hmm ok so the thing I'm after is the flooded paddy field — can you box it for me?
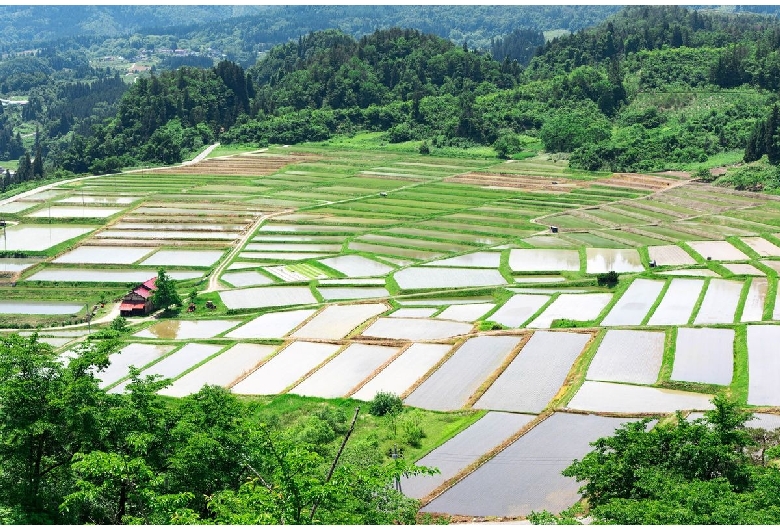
[672,328,734,385]
[0,300,85,314]
[16,147,780,519]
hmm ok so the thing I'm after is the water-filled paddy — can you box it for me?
[25,268,202,283]
[686,240,749,261]
[58,196,140,205]
[585,248,644,273]
[316,287,389,301]
[98,230,237,240]
[0,258,40,272]
[133,319,242,340]
[26,206,124,218]
[225,309,316,339]
[245,243,342,252]
[291,343,400,398]
[140,249,224,267]
[693,279,743,324]
[401,411,535,500]
[290,303,387,340]
[220,286,317,310]
[568,381,714,413]
[528,293,613,328]
[362,317,472,340]
[318,255,394,277]
[476,331,590,413]
[113,222,244,231]
[405,335,523,411]
[490,294,551,328]
[586,330,664,384]
[741,236,780,257]
[742,278,767,322]
[232,341,342,395]
[672,328,734,385]
[601,279,664,326]
[0,202,35,213]
[0,300,85,314]
[435,303,495,322]
[0,225,93,251]
[239,251,332,261]
[722,263,765,276]
[747,325,780,406]
[348,242,442,260]
[110,343,223,394]
[393,267,506,290]
[159,343,278,397]
[53,246,156,264]
[508,249,580,272]
[425,252,502,268]
[647,278,703,325]
[220,270,275,288]
[97,343,174,388]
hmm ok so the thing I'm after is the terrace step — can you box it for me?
[622,226,678,243]
[599,204,664,224]
[591,229,649,247]
[662,223,721,239]
[629,199,690,219]
[568,209,618,228]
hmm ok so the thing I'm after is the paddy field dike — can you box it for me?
[6,144,780,520]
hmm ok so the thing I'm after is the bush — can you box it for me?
[369,391,403,417]
[401,412,426,448]
[596,271,619,287]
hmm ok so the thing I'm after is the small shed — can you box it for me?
[119,277,157,317]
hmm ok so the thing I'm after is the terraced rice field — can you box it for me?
[20,147,780,520]
[586,330,664,384]
[405,335,524,411]
[474,331,591,413]
[672,328,734,385]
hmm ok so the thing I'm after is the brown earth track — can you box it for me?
[595,172,683,191]
[444,172,584,191]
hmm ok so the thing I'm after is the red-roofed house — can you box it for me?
[119,276,157,317]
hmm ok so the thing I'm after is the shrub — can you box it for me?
[369,391,403,417]
[401,412,426,448]
[596,271,619,287]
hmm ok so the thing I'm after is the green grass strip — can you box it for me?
[732,324,749,405]
[657,327,676,385]
[641,278,671,326]
[555,329,607,407]
[733,277,753,323]
[687,277,711,326]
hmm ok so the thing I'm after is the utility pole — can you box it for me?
[390,444,402,493]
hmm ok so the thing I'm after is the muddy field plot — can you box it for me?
[474,331,591,414]
[0,225,94,251]
[402,411,536,499]
[351,343,452,401]
[740,237,780,257]
[747,325,780,406]
[672,328,734,386]
[421,413,637,517]
[596,173,680,191]
[647,278,704,325]
[405,336,524,411]
[488,294,551,327]
[648,245,697,266]
[722,263,765,276]
[25,268,202,283]
[290,303,387,340]
[221,270,275,288]
[291,343,399,399]
[231,341,342,395]
[686,240,749,261]
[53,245,156,265]
[567,381,714,413]
[693,279,743,325]
[159,343,278,398]
[586,330,664,384]
[361,317,472,341]
[134,319,242,340]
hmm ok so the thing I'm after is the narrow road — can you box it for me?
[205,209,293,293]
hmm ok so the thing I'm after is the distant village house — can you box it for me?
[119,277,156,317]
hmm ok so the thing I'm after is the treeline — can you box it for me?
[48,6,780,177]
[0,333,425,524]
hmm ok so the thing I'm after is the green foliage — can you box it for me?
[596,271,619,286]
[0,334,434,524]
[549,395,780,525]
[369,391,403,417]
[151,268,182,312]
[540,103,611,153]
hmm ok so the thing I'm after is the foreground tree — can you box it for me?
[533,395,780,524]
[151,267,182,311]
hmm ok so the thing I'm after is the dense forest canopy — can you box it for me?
[4,5,780,191]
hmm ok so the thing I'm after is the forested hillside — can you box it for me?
[6,5,780,191]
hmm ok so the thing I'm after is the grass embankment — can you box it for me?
[242,393,484,464]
